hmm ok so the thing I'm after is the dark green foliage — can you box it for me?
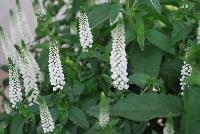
[1,0,200,134]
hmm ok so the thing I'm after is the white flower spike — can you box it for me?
[110,23,129,90]
[180,61,192,94]
[17,46,39,106]
[180,48,192,95]
[9,10,21,44]
[48,34,65,91]
[98,92,109,128]
[8,58,23,108]
[0,27,19,64]
[16,0,34,46]
[39,103,55,133]
[32,0,45,19]
[79,11,93,52]
[26,48,43,81]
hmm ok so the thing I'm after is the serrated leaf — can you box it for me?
[69,106,89,128]
[110,93,183,121]
[10,114,26,134]
[146,29,175,54]
[88,3,111,29]
[128,45,162,78]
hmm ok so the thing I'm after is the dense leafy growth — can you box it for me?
[0,0,200,134]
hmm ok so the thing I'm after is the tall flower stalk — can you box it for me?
[32,0,44,19]
[25,48,43,81]
[39,103,55,133]
[16,0,34,46]
[48,34,65,91]
[78,11,93,51]
[0,27,19,64]
[32,0,65,91]
[9,10,21,44]
[110,23,129,90]
[8,58,23,108]
[98,92,110,128]
[180,48,192,95]
[17,46,39,106]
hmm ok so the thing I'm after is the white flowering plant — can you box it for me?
[0,0,200,134]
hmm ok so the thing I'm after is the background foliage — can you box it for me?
[1,0,200,134]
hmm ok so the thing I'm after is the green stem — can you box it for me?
[140,86,148,95]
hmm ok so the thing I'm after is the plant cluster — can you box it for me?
[0,0,200,134]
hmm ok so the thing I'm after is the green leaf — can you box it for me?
[52,124,63,134]
[128,73,151,88]
[110,4,120,25]
[160,58,182,91]
[160,0,178,5]
[102,74,112,84]
[0,65,8,72]
[0,123,4,134]
[132,122,148,134]
[50,108,59,121]
[17,103,32,117]
[69,106,89,128]
[171,20,193,43]
[88,3,111,29]
[10,114,26,134]
[135,15,145,50]
[182,85,200,134]
[0,113,12,122]
[128,45,162,78]
[138,4,172,29]
[110,93,183,121]
[125,28,136,44]
[72,83,85,101]
[123,120,131,134]
[150,0,161,13]
[146,29,175,54]
[87,105,99,118]
[152,131,159,134]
